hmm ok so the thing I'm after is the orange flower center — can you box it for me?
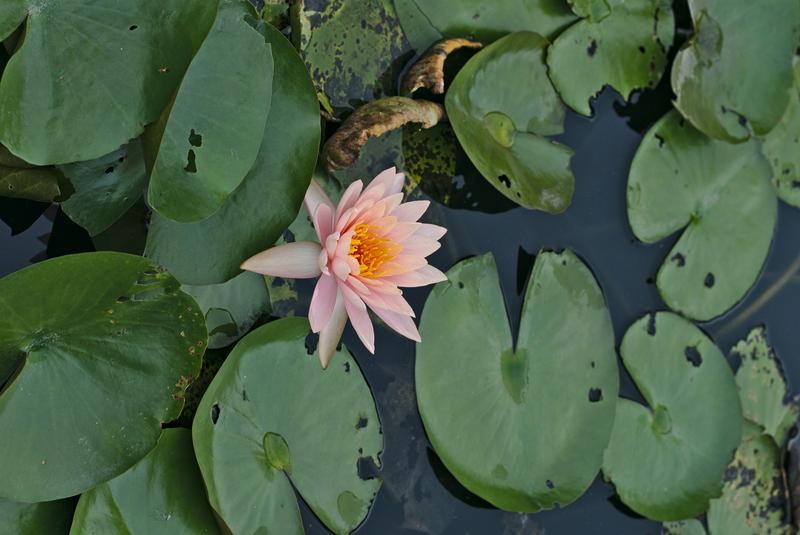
[348,224,401,278]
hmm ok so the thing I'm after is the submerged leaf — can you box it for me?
[0,145,62,202]
[323,97,444,172]
[193,318,383,535]
[401,38,483,95]
[603,312,742,521]
[417,252,618,512]
[628,111,776,321]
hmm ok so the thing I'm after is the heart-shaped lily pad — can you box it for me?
[547,0,674,116]
[146,0,273,223]
[0,252,206,502]
[183,271,269,350]
[59,141,147,237]
[627,110,777,321]
[0,498,74,534]
[416,251,618,512]
[602,312,742,521]
[761,59,800,208]
[0,0,216,165]
[70,428,220,534]
[193,318,383,535]
[706,422,790,535]
[145,22,320,285]
[446,32,574,213]
[732,327,799,447]
[671,0,800,142]
[399,0,576,46]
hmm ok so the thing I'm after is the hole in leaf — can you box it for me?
[355,415,368,430]
[357,456,380,481]
[704,273,715,288]
[498,175,511,188]
[305,332,318,355]
[129,25,138,31]
[104,166,114,174]
[646,313,657,336]
[546,479,555,489]
[587,40,598,57]
[211,404,220,424]
[670,253,686,267]
[188,129,203,147]
[685,346,702,367]
[343,361,351,373]
[184,150,197,173]
[588,388,603,402]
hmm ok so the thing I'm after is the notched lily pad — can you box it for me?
[292,0,411,119]
[446,32,574,213]
[59,141,147,237]
[193,318,383,535]
[0,145,62,202]
[761,59,800,208]
[671,0,800,142]
[732,326,799,447]
[627,111,777,321]
[146,0,273,223]
[416,251,619,512]
[547,0,675,116]
[0,253,207,502]
[706,422,791,535]
[602,312,743,521]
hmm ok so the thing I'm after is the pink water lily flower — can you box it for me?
[241,167,448,368]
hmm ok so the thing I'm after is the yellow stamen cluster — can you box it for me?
[349,224,401,278]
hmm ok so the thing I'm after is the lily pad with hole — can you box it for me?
[0,252,206,502]
[146,0,273,223]
[400,0,576,47]
[446,32,574,213]
[59,141,147,236]
[70,428,220,535]
[0,145,62,202]
[0,0,216,165]
[732,327,799,447]
[291,0,411,120]
[706,422,791,535]
[145,22,320,285]
[602,312,742,521]
[761,59,800,208]
[184,272,269,350]
[627,111,777,321]
[671,0,800,142]
[547,0,674,116]
[416,251,619,512]
[192,318,383,535]
[0,498,75,534]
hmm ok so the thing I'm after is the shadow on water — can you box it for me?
[3,85,800,534]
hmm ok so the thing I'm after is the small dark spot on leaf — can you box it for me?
[242,390,249,401]
[104,166,114,174]
[116,295,129,303]
[638,45,646,54]
[589,388,603,402]
[587,40,598,57]
[704,273,715,288]
[458,281,464,289]
[211,404,220,424]
[344,361,351,373]
[738,468,756,488]
[646,313,657,336]
[129,25,138,31]
[655,134,665,148]
[670,253,686,267]
[184,150,197,173]
[791,180,800,189]
[188,129,203,147]
[283,229,296,243]
[546,479,555,489]
[590,361,595,368]
[684,346,702,367]
[723,466,737,482]
[355,416,368,430]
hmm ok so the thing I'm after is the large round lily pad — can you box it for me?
[547,0,674,116]
[0,252,206,502]
[671,0,800,142]
[0,498,74,534]
[145,22,320,285]
[761,59,800,208]
[0,0,216,165]
[70,428,220,535]
[146,0,273,223]
[416,251,619,512]
[602,312,742,521]
[627,111,777,321]
[445,32,574,213]
[193,318,383,535]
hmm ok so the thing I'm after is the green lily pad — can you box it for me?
[184,272,269,350]
[0,252,206,502]
[761,60,800,208]
[567,0,611,20]
[392,0,443,52]
[0,0,216,165]
[70,429,220,535]
[0,498,74,534]
[59,141,146,236]
[671,0,800,142]
[706,422,790,535]
[547,0,674,116]
[602,312,743,521]
[145,23,320,285]
[193,318,383,535]
[416,251,618,512]
[0,145,62,202]
[291,0,411,119]
[732,327,799,447]
[627,111,777,321]
[662,520,707,535]
[146,0,273,223]
[446,32,574,213]
[400,0,577,46]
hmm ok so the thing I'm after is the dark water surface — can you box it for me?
[2,89,798,534]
